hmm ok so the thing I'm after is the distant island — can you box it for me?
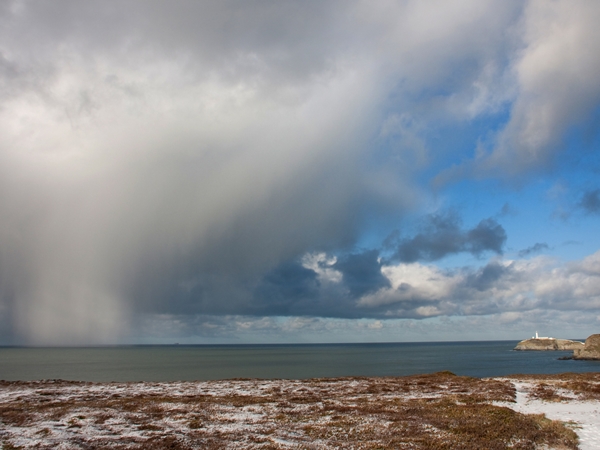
[514,332,584,351]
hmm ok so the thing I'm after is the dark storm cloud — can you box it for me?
[0,0,386,343]
[131,211,508,321]
[517,242,550,258]
[333,250,390,297]
[579,189,600,214]
[1,1,600,343]
[386,213,507,263]
[252,260,319,314]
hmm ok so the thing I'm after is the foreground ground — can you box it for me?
[1,372,599,449]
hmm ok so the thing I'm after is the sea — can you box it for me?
[0,341,598,382]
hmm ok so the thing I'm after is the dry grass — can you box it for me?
[507,372,600,401]
[0,372,582,449]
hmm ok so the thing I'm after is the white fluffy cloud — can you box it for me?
[481,0,600,174]
[355,251,600,319]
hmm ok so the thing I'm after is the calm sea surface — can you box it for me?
[0,341,598,382]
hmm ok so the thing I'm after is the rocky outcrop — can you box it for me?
[573,334,600,360]
[514,338,584,351]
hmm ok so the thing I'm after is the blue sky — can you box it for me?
[1,0,600,345]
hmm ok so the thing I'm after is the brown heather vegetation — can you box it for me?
[0,371,584,449]
[507,372,600,401]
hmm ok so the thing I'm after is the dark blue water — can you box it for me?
[0,341,598,382]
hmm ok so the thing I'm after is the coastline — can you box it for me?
[1,371,598,449]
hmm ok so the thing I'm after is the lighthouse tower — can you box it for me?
[533,331,552,340]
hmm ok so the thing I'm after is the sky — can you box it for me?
[1,0,600,345]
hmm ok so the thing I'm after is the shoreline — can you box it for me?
[1,371,598,449]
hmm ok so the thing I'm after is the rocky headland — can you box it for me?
[573,334,600,360]
[514,338,584,351]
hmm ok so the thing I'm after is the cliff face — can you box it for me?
[573,334,600,360]
[514,338,584,351]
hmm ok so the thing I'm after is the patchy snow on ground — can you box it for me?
[0,372,596,449]
[495,378,600,450]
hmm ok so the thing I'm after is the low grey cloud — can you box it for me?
[385,213,507,263]
[131,309,598,344]
[252,260,320,315]
[518,243,550,258]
